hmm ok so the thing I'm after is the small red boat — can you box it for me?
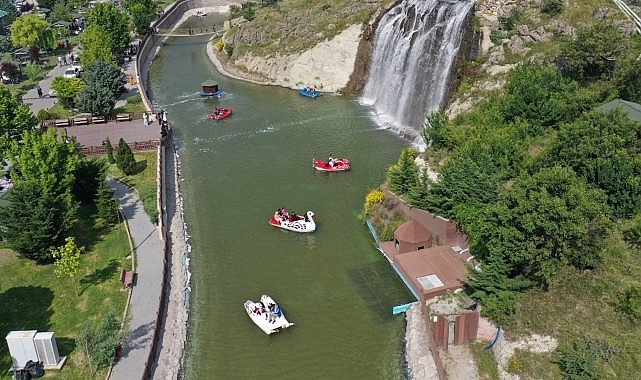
[210,107,232,120]
[313,158,351,172]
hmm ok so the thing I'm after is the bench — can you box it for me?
[54,119,71,128]
[120,268,135,288]
[72,117,89,126]
[116,113,131,122]
[92,116,107,124]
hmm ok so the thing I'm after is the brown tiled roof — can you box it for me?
[395,219,432,243]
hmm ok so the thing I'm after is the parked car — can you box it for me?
[63,68,77,78]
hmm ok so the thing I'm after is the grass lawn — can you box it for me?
[0,207,130,379]
[106,151,159,224]
[0,151,158,379]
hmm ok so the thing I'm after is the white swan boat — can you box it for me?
[244,295,295,334]
[269,210,316,233]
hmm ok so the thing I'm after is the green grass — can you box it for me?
[505,232,641,378]
[106,151,159,224]
[470,341,500,380]
[113,93,146,114]
[0,206,129,379]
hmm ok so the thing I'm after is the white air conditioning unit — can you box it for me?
[5,330,38,369]
[33,332,60,366]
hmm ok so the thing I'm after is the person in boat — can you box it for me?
[281,208,289,221]
[326,154,334,167]
[290,212,298,222]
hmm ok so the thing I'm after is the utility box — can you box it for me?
[5,330,38,369]
[33,332,60,367]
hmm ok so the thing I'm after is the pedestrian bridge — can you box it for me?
[154,27,223,37]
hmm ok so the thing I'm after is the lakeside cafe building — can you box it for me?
[367,200,481,350]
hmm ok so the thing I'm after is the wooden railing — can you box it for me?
[81,140,161,155]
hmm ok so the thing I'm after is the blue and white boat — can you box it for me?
[299,87,321,98]
[244,295,295,334]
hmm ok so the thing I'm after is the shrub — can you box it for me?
[541,0,564,16]
[364,189,385,215]
[556,339,601,380]
[36,109,50,123]
[115,138,136,175]
[215,39,224,52]
[616,284,641,322]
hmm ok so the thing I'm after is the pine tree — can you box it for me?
[104,138,115,164]
[115,138,136,175]
[96,181,120,225]
[387,147,419,195]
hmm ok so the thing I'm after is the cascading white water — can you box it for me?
[362,0,474,147]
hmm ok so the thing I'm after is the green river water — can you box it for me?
[148,21,416,379]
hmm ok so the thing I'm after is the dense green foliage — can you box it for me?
[0,86,38,155]
[75,308,125,374]
[85,3,131,55]
[0,129,83,262]
[51,76,85,108]
[386,147,418,194]
[124,0,158,36]
[80,24,117,65]
[115,138,136,175]
[72,159,105,205]
[96,181,120,226]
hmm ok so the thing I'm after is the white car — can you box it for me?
[63,68,77,78]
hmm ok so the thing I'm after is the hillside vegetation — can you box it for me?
[364,0,641,378]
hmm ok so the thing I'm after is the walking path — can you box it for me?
[108,179,164,380]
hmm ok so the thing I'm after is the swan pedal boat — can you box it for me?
[244,295,295,334]
[313,158,351,172]
[299,87,322,98]
[269,210,316,233]
[210,107,232,120]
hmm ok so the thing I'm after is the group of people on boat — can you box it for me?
[304,86,316,93]
[251,300,278,322]
[325,154,335,167]
[274,208,310,223]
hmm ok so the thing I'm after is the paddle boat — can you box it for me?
[313,157,351,172]
[210,107,232,120]
[244,295,295,335]
[299,86,322,98]
[269,209,316,233]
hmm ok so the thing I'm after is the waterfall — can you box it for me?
[361,0,474,147]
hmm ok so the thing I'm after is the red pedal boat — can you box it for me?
[210,107,233,120]
[313,158,351,172]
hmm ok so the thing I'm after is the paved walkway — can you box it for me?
[108,179,164,380]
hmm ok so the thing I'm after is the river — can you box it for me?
[148,19,415,379]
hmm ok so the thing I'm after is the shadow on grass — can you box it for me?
[72,204,112,254]
[133,159,148,175]
[56,336,76,358]
[79,259,120,295]
[0,286,54,372]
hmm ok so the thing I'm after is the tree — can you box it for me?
[51,2,73,23]
[0,86,38,156]
[73,159,105,204]
[0,0,21,27]
[1,61,21,83]
[2,129,82,262]
[555,21,628,83]
[480,167,609,286]
[52,236,84,296]
[86,3,131,55]
[123,0,156,36]
[421,108,450,149]
[386,147,418,195]
[115,138,136,175]
[499,62,571,135]
[536,109,641,219]
[51,76,85,108]
[96,181,120,225]
[82,59,126,95]
[80,24,116,65]
[75,308,125,375]
[615,57,641,103]
[0,180,71,262]
[10,14,54,57]
[104,137,115,163]
[76,84,117,116]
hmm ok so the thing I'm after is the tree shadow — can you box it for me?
[133,159,147,175]
[55,337,76,358]
[79,258,120,294]
[71,204,111,253]
[0,286,54,371]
